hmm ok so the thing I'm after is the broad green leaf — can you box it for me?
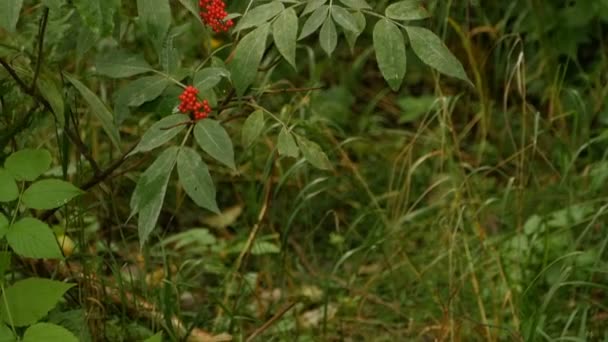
[177,0,203,24]
[277,127,299,158]
[65,74,121,149]
[331,6,359,32]
[302,0,327,15]
[23,323,78,342]
[0,214,8,240]
[194,67,231,91]
[161,34,179,74]
[338,0,371,10]
[72,0,117,37]
[0,278,74,327]
[37,74,65,127]
[130,114,189,155]
[177,147,219,213]
[5,149,52,182]
[6,218,63,259]
[235,1,284,31]
[299,5,329,40]
[345,11,366,51]
[319,17,337,56]
[95,50,152,78]
[0,169,18,202]
[0,0,23,32]
[22,179,85,210]
[272,9,298,69]
[230,24,269,96]
[386,1,430,21]
[251,241,280,255]
[405,26,470,83]
[0,323,15,342]
[143,333,163,342]
[137,0,172,49]
[114,75,171,108]
[297,136,332,170]
[241,110,265,147]
[194,119,236,170]
[132,147,178,245]
[373,19,406,91]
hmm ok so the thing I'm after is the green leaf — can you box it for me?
[4,149,52,182]
[386,1,430,21]
[6,218,63,259]
[194,119,236,170]
[231,24,269,96]
[251,241,280,255]
[161,34,180,74]
[0,214,8,240]
[72,0,117,37]
[297,136,332,170]
[299,5,329,40]
[277,127,299,158]
[0,323,16,342]
[338,0,371,10]
[373,19,406,91]
[22,179,84,210]
[331,6,359,32]
[177,147,219,213]
[177,0,203,24]
[95,50,152,78]
[405,26,470,83]
[319,17,338,56]
[131,147,178,246]
[23,323,78,342]
[65,74,121,149]
[0,169,18,202]
[114,75,171,108]
[241,110,265,147]
[137,0,172,49]
[345,11,366,51]
[37,74,65,127]
[302,0,327,15]
[0,278,74,327]
[235,1,284,31]
[130,114,189,155]
[143,333,163,342]
[194,67,231,91]
[0,0,23,32]
[272,8,298,69]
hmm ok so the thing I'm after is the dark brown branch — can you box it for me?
[30,7,49,92]
[245,302,297,342]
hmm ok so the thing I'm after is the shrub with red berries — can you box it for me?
[178,86,211,121]
[199,0,234,33]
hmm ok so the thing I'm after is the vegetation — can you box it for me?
[1,0,607,341]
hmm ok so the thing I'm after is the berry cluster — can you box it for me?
[199,0,234,33]
[178,86,211,120]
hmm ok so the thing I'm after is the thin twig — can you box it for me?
[30,7,49,92]
[245,302,297,342]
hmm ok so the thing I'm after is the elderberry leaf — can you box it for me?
[241,110,265,147]
[95,50,153,78]
[231,24,269,96]
[331,6,359,33]
[194,119,236,170]
[65,73,121,149]
[299,5,329,40]
[344,11,366,52]
[235,1,284,31]
[302,0,327,16]
[277,127,299,158]
[137,0,172,50]
[373,19,406,91]
[319,17,337,56]
[177,147,219,213]
[386,1,430,21]
[405,26,471,84]
[130,114,189,156]
[6,218,63,260]
[338,0,372,10]
[272,8,298,69]
[194,67,231,91]
[0,0,22,32]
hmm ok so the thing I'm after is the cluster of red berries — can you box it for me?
[199,0,234,33]
[178,86,211,120]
